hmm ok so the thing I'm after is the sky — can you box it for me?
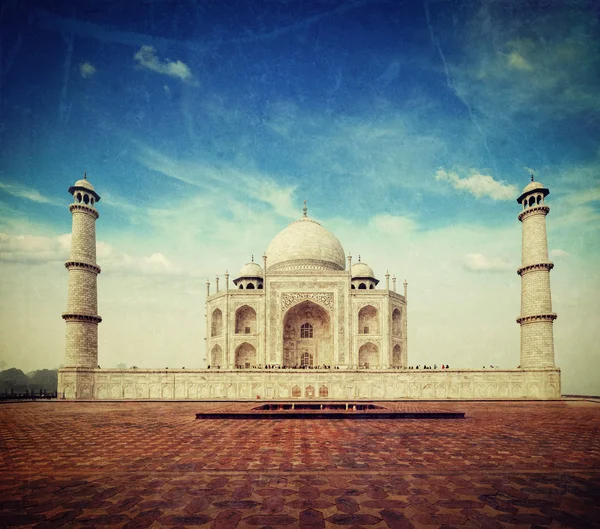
[0,0,598,395]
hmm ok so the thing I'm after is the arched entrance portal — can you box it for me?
[282,300,332,367]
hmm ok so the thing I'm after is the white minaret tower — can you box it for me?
[516,176,557,368]
[62,174,102,369]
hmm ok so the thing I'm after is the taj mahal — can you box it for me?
[58,176,561,400]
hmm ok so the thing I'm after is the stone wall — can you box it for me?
[58,368,561,400]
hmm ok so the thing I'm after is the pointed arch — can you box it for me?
[392,344,402,367]
[211,344,223,367]
[282,300,331,367]
[211,308,222,337]
[235,342,256,368]
[358,305,379,334]
[358,342,379,368]
[235,305,257,334]
[392,308,402,336]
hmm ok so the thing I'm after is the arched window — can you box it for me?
[392,344,401,367]
[292,385,301,398]
[211,309,223,337]
[369,284,374,289]
[91,198,94,205]
[358,342,379,369]
[235,305,257,334]
[392,308,402,336]
[258,283,263,289]
[76,193,82,203]
[351,284,356,289]
[235,342,256,369]
[300,323,313,338]
[83,194,89,204]
[247,283,255,289]
[211,344,223,366]
[529,196,535,207]
[358,305,379,334]
[319,385,328,397]
[537,195,541,204]
[239,284,244,289]
[358,283,366,290]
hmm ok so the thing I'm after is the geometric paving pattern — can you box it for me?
[1,400,599,527]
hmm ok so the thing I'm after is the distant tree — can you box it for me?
[27,369,58,393]
[115,362,127,370]
[0,368,29,393]
[0,360,6,372]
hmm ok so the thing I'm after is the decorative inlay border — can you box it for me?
[517,262,553,275]
[281,292,334,312]
[69,203,99,219]
[516,313,557,324]
[269,259,344,272]
[64,261,101,274]
[62,313,102,323]
[518,205,549,221]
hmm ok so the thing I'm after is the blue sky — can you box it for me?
[0,0,598,394]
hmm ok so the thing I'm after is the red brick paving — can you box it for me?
[1,400,599,527]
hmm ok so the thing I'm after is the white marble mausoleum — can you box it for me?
[58,177,561,400]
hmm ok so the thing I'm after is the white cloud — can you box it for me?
[0,182,61,206]
[435,169,518,200]
[463,252,513,272]
[369,214,416,236]
[550,248,570,259]
[0,232,179,276]
[79,61,96,78]
[133,46,192,81]
[0,233,69,264]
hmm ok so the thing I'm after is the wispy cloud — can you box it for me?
[79,61,96,78]
[133,46,192,82]
[136,145,297,219]
[453,12,600,118]
[463,252,513,272]
[435,169,517,200]
[0,232,183,277]
[0,182,62,206]
[506,51,533,71]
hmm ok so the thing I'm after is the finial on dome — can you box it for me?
[303,200,307,217]
[251,254,254,262]
[84,172,87,180]
[358,255,361,263]
[531,174,535,182]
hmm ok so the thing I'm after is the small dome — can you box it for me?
[73,178,96,192]
[522,180,544,194]
[352,262,375,278]
[266,216,346,272]
[238,261,263,278]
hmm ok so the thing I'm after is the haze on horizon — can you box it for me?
[0,0,598,395]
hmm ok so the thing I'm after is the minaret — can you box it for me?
[62,174,102,368]
[516,176,557,368]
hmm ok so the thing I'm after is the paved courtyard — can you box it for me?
[1,400,599,527]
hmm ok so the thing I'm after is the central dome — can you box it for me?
[266,216,346,272]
